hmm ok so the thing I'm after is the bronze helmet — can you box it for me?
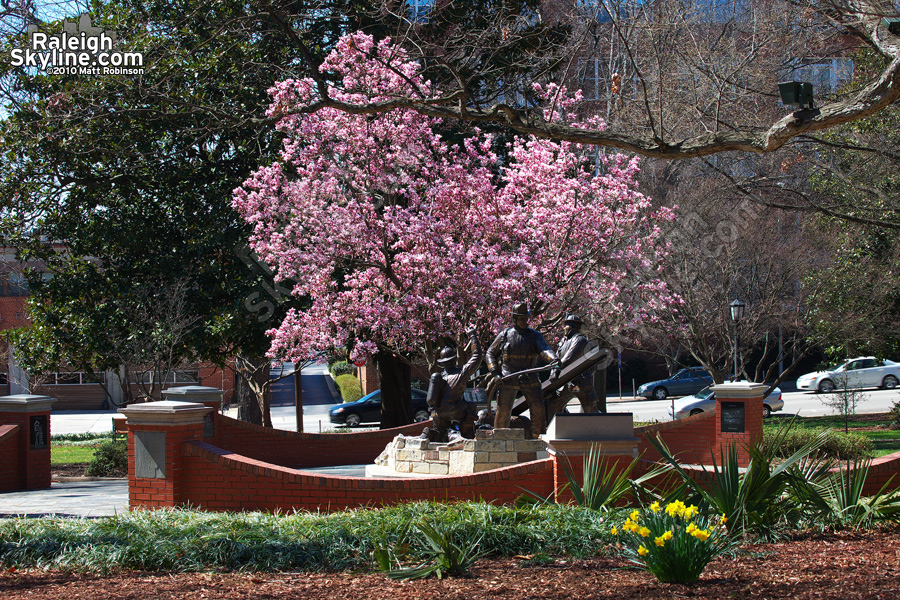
[511,302,530,317]
[437,346,457,367]
[564,314,584,326]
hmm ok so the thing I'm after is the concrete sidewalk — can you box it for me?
[0,480,129,518]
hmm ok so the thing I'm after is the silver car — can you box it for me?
[671,385,784,420]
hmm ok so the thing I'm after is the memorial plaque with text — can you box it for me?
[720,401,745,433]
[29,415,48,449]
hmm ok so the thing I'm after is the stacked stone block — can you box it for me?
[375,428,548,475]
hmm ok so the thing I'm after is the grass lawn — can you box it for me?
[50,445,98,465]
[50,433,114,465]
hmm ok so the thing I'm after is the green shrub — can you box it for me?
[330,361,355,377]
[85,440,127,477]
[889,400,900,429]
[764,427,873,460]
[334,374,362,403]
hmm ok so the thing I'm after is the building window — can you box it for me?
[7,272,28,297]
[46,372,107,385]
[787,58,854,95]
[407,0,435,22]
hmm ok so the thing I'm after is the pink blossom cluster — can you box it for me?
[233,32,678,363]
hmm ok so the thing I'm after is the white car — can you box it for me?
[795,357,900,393]
[671,385,784,420]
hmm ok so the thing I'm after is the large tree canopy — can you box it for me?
[234,32,677,370]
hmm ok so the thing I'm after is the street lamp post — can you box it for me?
[730,299,746,381]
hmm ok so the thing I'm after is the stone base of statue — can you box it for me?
[366,428,548,478]
[542,412,639,458]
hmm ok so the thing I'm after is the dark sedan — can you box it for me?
[329,389,430,427]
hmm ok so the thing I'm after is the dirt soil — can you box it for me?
[1,529,898,599]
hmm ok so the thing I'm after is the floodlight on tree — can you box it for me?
[777,81,814,109]
[883,17,900,35]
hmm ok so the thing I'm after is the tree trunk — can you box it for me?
[236,369,262,425]
[595,366,607,413]
[377,350,412,429]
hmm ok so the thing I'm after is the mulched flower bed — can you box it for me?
[2,528,897,599]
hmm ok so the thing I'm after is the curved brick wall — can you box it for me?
[181,440,555,512]
[209,414,430,468]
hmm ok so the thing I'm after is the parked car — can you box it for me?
[329,388,430,427]
[796,357,900,393]
[671,385,784,420]
[637,368,714,400]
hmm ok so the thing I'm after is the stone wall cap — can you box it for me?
[711,382,768,398]
[0,394,57,412]
[161,386,224,399]
[119,400,211,425]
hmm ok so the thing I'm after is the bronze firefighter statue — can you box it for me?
[486,302,559,435]
[549,314,604,415]
[423,328,483,442]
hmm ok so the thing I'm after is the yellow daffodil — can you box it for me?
[638,526,651,538]
[638,545,648,556]
[654,535,666,547]
[649,501,661,513]
[630,510,640,522]
[611,527,618,536]
[686,523,697,533]
[662,530,673,541]
[719,514,728,525]
[691,528,710,541]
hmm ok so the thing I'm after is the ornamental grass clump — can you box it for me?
[613,501,734,584]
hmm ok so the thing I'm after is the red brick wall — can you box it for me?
[635,411,718,464]
[127,421,205,507]
[177,440,555,512]
[0,424,22,491]
[0,410,52,490]
[859,452,900,496]
[209,414,430,468]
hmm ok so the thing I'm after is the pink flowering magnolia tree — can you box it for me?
[234,32,677,425]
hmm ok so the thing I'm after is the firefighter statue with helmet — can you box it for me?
[486,302,559,436]
[422,328,483,442]
[548,314,604,415]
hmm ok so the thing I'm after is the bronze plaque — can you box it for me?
[29,415,48,449]
[720,401,745,433]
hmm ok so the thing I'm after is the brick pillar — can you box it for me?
[712,382,766,467]
[119,400,211,509]
[0,395,56,490]
[162,386,223,438]
[358,358,380,396]
[543,413,639,504]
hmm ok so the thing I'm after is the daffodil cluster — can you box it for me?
[611,501,734,584]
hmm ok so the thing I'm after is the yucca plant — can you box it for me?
[648,424,829,538]
[797,457,900,529]
[521,445,672,511]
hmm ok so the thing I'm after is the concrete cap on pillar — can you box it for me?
[711,382,768,398]
[119,400,211,426]
[161,386,224,403]
[0,395,57,412]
